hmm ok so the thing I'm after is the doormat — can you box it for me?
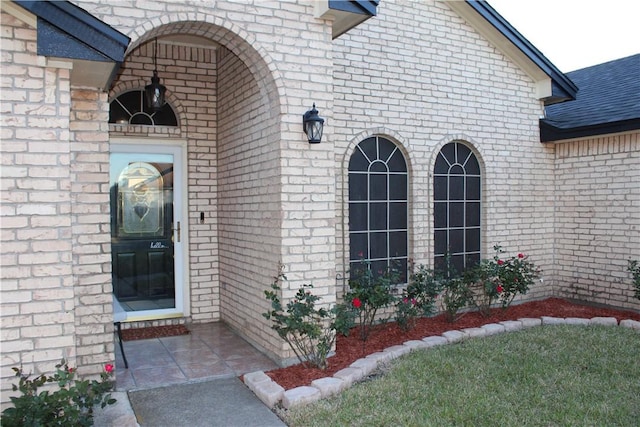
[121,324,190,341]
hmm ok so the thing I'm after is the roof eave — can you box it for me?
[539,118,640,143]
[316,0,379,39]
[10,0,129,91]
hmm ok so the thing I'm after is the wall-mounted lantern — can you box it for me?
[144,37,167,112]
[303,103,325,144]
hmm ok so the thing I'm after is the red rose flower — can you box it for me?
[497,259,504,266]
[352,297,362,308]
[496,285,504,293]
[518,253,524,259]
[105,364,114,374]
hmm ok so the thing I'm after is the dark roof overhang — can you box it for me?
[540,118,640,143]
[446,1,578,105]
[9,0,129,91]
[316,0,379,39]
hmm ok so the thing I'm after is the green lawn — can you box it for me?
[280,325,640,426]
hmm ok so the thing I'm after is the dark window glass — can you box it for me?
[389,231,407,257]
[467,177,481,200]
[349,150,369,171]
[369,202,388,230]
[388,150,407,172]
[465,155,480,175]
[349,202,368,231]
[359,138,377,162]
[349,136,408,283]
[349,174,367,201]
[433,141,481,273]
[434,230,448,255]
[449,202,465,228]
[109,90,178,127]
[350,233,368,260]
[369,174,388,200]
[370,232,388,259]
[433,176,448,200]
[389,175,407,200]
[434,202,447,229]
[466,202,481,226]
[389,202,407,229]
[370,162,387,173]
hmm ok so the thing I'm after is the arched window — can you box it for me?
[433,141,481,275]
[109,90,177,126]
[348,136,408,282]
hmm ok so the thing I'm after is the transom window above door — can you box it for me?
[109,90,177,126]
[348,136,408,282]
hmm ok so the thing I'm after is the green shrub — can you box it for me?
[263,264,352,370]
[345,259,400,341]
[396,263,443,331]
[1,359,116,427]
[468,245,540,316]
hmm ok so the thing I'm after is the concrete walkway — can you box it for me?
[94,322,285,426]
[94,377,286,427]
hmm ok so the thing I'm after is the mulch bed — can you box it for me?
[121,324,190,341]
[266,298,640,390]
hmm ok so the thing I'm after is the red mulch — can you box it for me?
[265,298,640,390]
[121,324,190,341]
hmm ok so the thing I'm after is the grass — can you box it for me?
[280,325,640,426]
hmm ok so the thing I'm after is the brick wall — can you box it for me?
[216,45,285,356]
[0,10,79,404]
[69,88,113,375]
[554,132,640,310]
[332,0,556,303]
[2,0,638,407]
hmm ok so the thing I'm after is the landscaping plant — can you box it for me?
[436,253,474,322]
[468,245,540,316]
[345,259,400,341]
[628,259,640,300]
[1,359,116,427]
[396,263,442,331]
[263,264,353,370]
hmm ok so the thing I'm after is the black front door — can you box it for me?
[110,153,177,312]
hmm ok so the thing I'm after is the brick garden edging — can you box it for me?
[244,317,640,410]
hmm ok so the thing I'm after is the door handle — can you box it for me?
[174,221,181,243]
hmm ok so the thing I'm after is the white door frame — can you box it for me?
[110,138,190,321]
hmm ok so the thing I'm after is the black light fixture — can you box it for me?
[144,37,166,112]
[303,103,325,144]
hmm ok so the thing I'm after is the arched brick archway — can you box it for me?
[105,17,290,356]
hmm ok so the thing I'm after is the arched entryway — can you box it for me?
[107,18,286,365]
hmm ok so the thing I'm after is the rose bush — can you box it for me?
[345,259,399,341]
[1,359,116,427]
[263,264,354,370]
[468,245,540,316]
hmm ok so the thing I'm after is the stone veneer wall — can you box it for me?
[553,132,640,310]
[333,0,556,303]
